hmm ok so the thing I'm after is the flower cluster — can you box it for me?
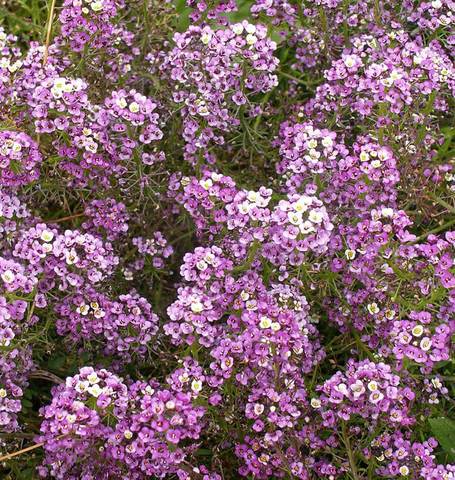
[368,431,455,479]
[55,288,159,358]
[0,131,42,186]
[0,1,454,480]
[83,198,130,240]
[59,0,126,52]
[159,21,278,161]
[37,367,130,479]
[13,225,119,290]
[0,271,36,431]
[37,367,207,479]
[314,360,415,427]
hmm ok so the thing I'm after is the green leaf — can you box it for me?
[195,448,212,456]
[429,417,455,462]
[21,398,33,409]
[47,355,65,370]
[9,159,23,174]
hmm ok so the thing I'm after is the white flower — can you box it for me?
[204,253,215,264]
[0,388,7,398]
[124,430,133,439]
[308,209,323,224]
[336,383,348,395]
[245,23,256,34]
[201,32,211,45]
[254,403,264,415]
[67,414,77,424]
[240,290,250,301]
[129,102,140,113]
[385,309,395,320]
[367,381,378,392]
[431,0,442,8]
[91,1,104,12]
[191,379,203,393]
[399,465,409,476]
[232,24,244,35]
[412,325,424,337]
[259,316,272,329]
[288,211,302,226]
[88,384,103,397]
[75,381,88,393]
[420,337,432,351]
[40,230,54,242]
[93,309,105,319]
[116,97,127,109]
[367,303,379,315]
[191,300,204,313]
[432,378,443,389]
[77,304,90,315]
[247,191,259,203]
[381,77,393,88]
[11,142,21,152]
[53,78,66,90]
[1,270,15,284]
[322,136,333,148]
[65,249,79,265]
[196,260,208,271]
[359,151,370,162]
[197,103,209,116]
[350,380,365,398]
[345,249,356,260]
[200,179,213,190]
[145,385,154,395]
[87,372,100,384]
[63,82,73,93]
[299,221,315,234]
[343,55,357,68]
[389,70,402,82]
[381,207,394,218]
[310,398,321,409]
[369,391,384,404]
[294,198,309,213]
[238,201,251,214]
[246,34,257,45]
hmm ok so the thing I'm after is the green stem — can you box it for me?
[351,328,375,361]
[427,192,455,214]
[411,218,455,244]
[232,240,261,274]
[43,0,57,65]
[341,422,360,480]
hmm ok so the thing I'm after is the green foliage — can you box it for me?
[429,417,455,462]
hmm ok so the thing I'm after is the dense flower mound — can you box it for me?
[55,287,159,358]
[159,20,279,162]
[0,1,454,479]
[37,367,209,479]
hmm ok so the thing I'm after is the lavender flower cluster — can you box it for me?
[0,1,454,479]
